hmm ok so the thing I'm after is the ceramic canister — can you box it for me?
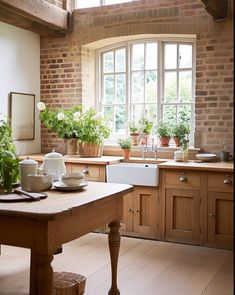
[19,157,38,191]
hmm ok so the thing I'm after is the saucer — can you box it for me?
[53,181,88,191]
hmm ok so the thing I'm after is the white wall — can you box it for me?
[0,21,41,155]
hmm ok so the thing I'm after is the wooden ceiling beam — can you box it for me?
[201,0,229,20]
[0,0,72,37]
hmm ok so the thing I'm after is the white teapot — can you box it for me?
[41,150,66,181]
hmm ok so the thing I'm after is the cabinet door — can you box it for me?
[133,187,159,239]
[207,192,233,249]
[165,188,201,245]
[121,191,134,233]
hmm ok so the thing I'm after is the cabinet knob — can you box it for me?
[135,209,139,213]
[82,165,89,174]
[224,176,232,185]
[209,213,215,217]
[128,208,133,212]
[179,175,188,182]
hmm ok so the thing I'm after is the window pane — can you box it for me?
[103,52,114,73]
[179,44,192,68]
[179,71,192,103]
[130,104,145,122]
[116,74,126,104]
[178,105,191,125]
[115,106,126,134]
[76,0,100,8]
[115,48,126,72]
[163,105,176,125]
[103,106,113,129]
[145,104,157,123]
[145,71,157,103]
[164,72,177,103]
[132,44,144,70]
[164,44,177,69]
[131,72,144,103]
[104,75,114,104]
[146,43,157,70]
[105,0,131,4]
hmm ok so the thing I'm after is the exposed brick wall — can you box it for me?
[40,0,234,155]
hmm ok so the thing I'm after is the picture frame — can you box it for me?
[10,92,35,140]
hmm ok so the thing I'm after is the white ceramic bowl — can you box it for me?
[61,172,84,187]
[196,153,217,162]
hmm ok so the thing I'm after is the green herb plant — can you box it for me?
[128,121,140,134]
[156,121,171,137]
[118,138,133,150]
[172,122,190,141]
[0,119,20,193]
[139,117,153,134]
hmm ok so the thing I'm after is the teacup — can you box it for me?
[60,172,84,187]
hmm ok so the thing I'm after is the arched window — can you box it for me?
[96,37,195,145]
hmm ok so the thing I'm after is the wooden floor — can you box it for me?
[0,233,233,295]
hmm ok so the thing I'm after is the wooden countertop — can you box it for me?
[158,160,234,172]
[19,154,234,172]
[19,154,123,165]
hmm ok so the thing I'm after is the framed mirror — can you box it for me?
[10,92,35,140]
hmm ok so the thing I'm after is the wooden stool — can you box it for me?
[53,272,86,295]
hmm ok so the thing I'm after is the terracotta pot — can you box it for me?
[122,149,131,159]
[173,137,181,147]
[159,136,171,147]
[140,133,150,145]
[130,132,140,146]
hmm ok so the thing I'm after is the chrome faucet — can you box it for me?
[141,138,157,159]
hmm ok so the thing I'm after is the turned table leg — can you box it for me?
[34,253,54,295]
[108,220,121,295]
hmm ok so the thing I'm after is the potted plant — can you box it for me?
[138,117,153,145]
[118,137,133,159]
[76,108,111,157]
[0,119,20,193]
[180,136,189,162]
[37,102,82,155]
[156,121,171,147]
[37,102,111,157]
[128,121,140,146]
[172,122,190,147]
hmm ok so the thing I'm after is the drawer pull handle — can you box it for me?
[179,175,188,182]
[135,209,139,213]
[224,178,232,185]
[82,166,89,174]
[210,213,215,217]
[128,208,134,212]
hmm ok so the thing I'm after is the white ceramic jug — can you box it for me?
[41,150,66,181]
[19,157,38,191]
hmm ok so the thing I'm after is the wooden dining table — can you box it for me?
[0,181,133,295]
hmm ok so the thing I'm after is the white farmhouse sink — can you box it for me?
[106,163,159,187]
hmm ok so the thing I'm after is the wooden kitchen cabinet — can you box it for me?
[121,186,160,240]
[66,163,106,182]
[206,172,234,249]
[165,188,201,245]
[162,169,202,246]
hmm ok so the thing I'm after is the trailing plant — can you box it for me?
[118,138,133,150]
[0,119,20,192]
[172,122,190,141]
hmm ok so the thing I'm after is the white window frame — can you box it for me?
[75,0,134,9]
[96,36,196,145]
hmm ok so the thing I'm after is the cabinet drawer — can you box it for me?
[165,170,201,187]
[207,173,234,192]
[66,163,106,182]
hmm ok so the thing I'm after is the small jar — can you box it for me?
[19,157,38,191]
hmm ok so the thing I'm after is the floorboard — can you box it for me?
[0,233,233,295]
